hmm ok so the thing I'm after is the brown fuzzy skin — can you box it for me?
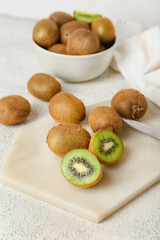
[48,44,67,54]
[111,89,148,120]
[49,11,74,27]
[33,19,59,48]
[0,95,31,126]
[97,44,105,52]
[89,134,119,165]
[60,20,90,44]
[92,17,115,43]
[61,163,103,188]
[88,106,122,135]
[49,92,86,125]
[66,28,100,55]
[47,125,91,156]
[27,73,61,101]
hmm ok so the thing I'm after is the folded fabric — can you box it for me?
[112,19,160,107]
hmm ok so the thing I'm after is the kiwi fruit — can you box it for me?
[0,95,31,126]
[49,92,86,125]
[88,106,122,135]
[111,89,148,120]
[98,44,105,53]
[61,149,102,188]
[33,18,59,48]
[48,43,67,54]
[60,20,90,44]
[92,17,115,43]
[27,73,61,102]
[89,129,124,164]
[47,124,91,157]
[49,11,74,26]
[74,11,101,23]
[67,28,100,55]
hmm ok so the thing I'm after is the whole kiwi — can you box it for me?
[47,124,91,156]
[60,20,90,44]
[49,92,86,124]
[92,17,115,43]
[88,106,122,135]
[49,11,74,26]
[48,43,67,54]
[27,73,61,101]
[111,89,148,120]
[0,95,31,125]
[33,18,59,48]
[66,28,100,55]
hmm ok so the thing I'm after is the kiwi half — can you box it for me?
[74,11,101,23]
[61,149,102,188]
[89,130,124,164]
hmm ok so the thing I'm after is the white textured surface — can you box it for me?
[1,0,160,26]
[1,100,160,223]
[0,15,160,240]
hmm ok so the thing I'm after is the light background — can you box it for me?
[1,0,160,25]
[0,1,160,240]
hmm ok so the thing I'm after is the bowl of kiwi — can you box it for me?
[32,11,116,82]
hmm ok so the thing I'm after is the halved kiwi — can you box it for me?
[89,130,124,164]
[61,149,102,188]
[74,11,101,23]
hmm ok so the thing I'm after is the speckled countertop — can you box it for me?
[0,16,160,240]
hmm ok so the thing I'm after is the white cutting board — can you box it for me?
[0,101,160,223]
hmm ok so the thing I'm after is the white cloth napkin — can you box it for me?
[112,19,160,107]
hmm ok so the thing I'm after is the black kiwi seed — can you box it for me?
[61,149,102,188]
[99,138,119,156]
[68,157,94,179]
[89,130,124,165]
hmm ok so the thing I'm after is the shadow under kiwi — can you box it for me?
[89,167,114,190]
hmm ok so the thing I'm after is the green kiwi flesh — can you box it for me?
[74,11,101,23]
[61,149,102,188]
[93,130,123,164]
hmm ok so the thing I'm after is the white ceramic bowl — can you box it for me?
[32,39,115,82]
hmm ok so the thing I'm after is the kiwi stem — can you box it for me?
[131,105,144,118]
